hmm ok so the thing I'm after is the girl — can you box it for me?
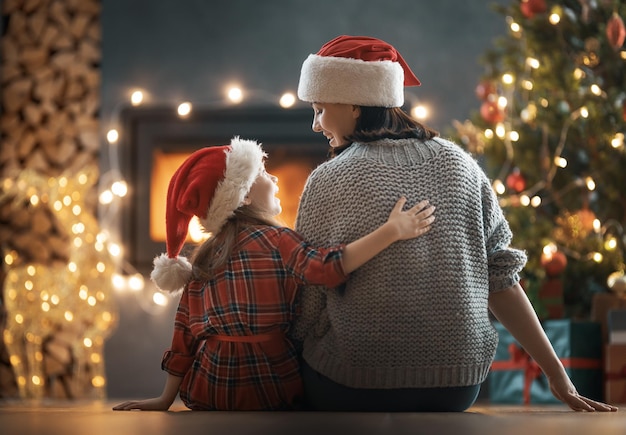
[113,137,434,411]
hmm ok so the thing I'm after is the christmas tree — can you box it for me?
[453,0,626,318]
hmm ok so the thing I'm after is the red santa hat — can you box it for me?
[297,35,421,108]
[150,137,266,293]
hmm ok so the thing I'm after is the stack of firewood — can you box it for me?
[0,0,102,399]
[1,0,101,177]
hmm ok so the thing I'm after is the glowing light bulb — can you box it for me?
[99,190,113,205]
[520,195,530,206]
[530,196,542,207]
[279,92,296,108]
[177,102,192,117]
[111,181,128,197]
[605,237,617,251]
[130,90,144,106]
[554,157,567,168]
[153,292,168,306]
[227,87,243,104]
[502,73,514,85]
[128,274,145,291]
[549,13,561,25]
[493,180,505,195]
[107,129,119,144]
[411,105,429,120]
[526,57,540,69]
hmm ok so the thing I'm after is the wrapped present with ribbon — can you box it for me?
[605,344,626,404]
[489,319,603,404]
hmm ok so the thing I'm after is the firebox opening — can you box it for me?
[150,148,319,242]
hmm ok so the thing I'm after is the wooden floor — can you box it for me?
[0,399,624,435]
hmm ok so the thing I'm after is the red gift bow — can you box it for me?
[491,343,601,404]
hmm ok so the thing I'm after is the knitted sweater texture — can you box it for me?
[292,137,527,389]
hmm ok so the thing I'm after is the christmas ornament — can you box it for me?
[575,207,596,233]
[541,249,567,277]
[520,0,547,19]
[506,167,526,193]
[606,12,626,51]
[475,80,497,101]
[608,270,626,296]
[480,100,505,123]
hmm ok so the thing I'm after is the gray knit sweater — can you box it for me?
[292,137,527,389]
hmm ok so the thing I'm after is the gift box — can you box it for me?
[608,309,626,344]
[605,344,626,404]
[489,319,603,404]
[591,292,626,343]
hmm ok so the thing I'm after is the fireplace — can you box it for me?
[117,106,327,274]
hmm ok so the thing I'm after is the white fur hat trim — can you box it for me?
[151,253,192,293]
[297,54,405,107]
[200,137,266,234]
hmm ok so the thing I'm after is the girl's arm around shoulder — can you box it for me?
[342,197,435,274]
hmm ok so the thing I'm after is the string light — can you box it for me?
[411,104,429,120]
[130,90,144,106]
[279,92,296,108]
[177,102,192,117]
[226,86,243,104]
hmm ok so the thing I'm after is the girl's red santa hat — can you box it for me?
[297,35,421,108]
[151,137,265,293]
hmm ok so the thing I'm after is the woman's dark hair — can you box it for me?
[328,107,439,158]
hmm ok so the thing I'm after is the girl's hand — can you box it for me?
[548,374,618,412]
[112,397,172,411]
[387,197,435,241]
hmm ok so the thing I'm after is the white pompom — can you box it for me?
[150,253,192,293]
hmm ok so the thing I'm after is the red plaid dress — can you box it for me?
[161,225,347,410]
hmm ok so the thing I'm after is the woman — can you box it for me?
[291,35,617,412]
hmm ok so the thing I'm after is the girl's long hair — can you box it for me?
[329,106,439,158]
[189,206,282,281]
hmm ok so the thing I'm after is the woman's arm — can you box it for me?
[489,283,617,412]
[341,197,434,274]
[112,373,183,411]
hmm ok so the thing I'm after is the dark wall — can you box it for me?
[101,0,509,399]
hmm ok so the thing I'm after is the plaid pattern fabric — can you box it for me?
[161,225,347,410]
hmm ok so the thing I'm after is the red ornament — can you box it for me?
[480,100,505,123]
[607,12,626,51]
[541,250,567,277]
[506,168,526,193]
[520,0,547,19]
[475,81,497,101]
